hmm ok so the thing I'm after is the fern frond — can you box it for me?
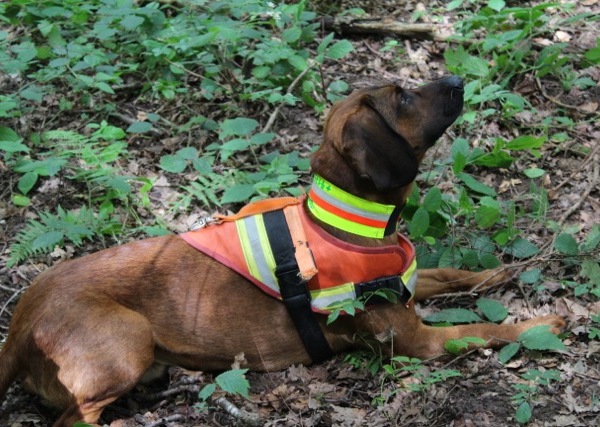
[7,206,120,267]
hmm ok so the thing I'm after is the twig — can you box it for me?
[136,384,200,401]
[536,77,600,116]
[551,143,600,193]
[214,396,260,426]
[261,61,315,134]
[143,414,184,427]
[558,156,599,226]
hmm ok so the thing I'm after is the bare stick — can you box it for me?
[558,156,599,226]
[214,396,260,426]
[261,61,315,134]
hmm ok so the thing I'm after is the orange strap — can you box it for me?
[214,197,302,222]
[283,205,318,281]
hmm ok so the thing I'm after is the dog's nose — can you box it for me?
[443,75,464,90]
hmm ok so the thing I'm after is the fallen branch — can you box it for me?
[214,396,260,426]
[321,16,440,40]
[558,155,599,226]
[143,414,184,427]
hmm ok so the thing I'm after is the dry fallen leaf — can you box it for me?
[553,30,572,42]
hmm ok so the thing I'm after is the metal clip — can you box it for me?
[190,216,221,230]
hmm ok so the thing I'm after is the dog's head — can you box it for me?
[312,76,464,203]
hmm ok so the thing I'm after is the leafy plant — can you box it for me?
[374,356,461,404]
[8,206,121,267]
[196,369,250,411]
[511,368,561,424]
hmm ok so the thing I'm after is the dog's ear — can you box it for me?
[339,102,418,191]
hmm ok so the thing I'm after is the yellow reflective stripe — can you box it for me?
[401,258,418,301]
[313,174,395,215]
[307,197,387,239]
[310,282,356,311]
[236,215,278,291]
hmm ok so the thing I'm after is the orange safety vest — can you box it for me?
[180,196,417,314]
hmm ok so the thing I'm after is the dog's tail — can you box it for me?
[0,338,20,401]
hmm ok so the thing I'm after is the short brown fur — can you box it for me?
[0,76,564,426]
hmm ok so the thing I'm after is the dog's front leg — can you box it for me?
[356,304,564,360]
[414,267,511,301]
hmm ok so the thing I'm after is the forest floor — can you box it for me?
[1,1,600,426]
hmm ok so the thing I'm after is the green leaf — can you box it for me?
[14,157,66,176]
[220,138,250,155]
[192,157,213,175]
[523,168,545,178]
[475,201,500,228]
[581,225,600,251]
[250,132,276,145]
[505,135,546,150]
[580,261,600,286]
[425,308,482,324]
[498,342,521,364]
[554,233,579,256]
[584,46,600,64]
[480,253,501,269]
[505,238,540,259]
[438,246,463,268]
[220,118,259,138]
[177,147,199,160]
[215,369,250,398]
[198,383,217,402]
[18,172,38,194]
[422,187,442,212]
[463,55,490,78]
[288,54,308,71]
[476,298,508,323]
[457,173,496,197]
[488,0,506,12]
[126,121,153,133]
[12,194,31,206]
[515,401,532,424]
[120,15,145,31]
[326,40,354,60]
[282,27,302,43]
[518,325,565,351]
[0,126,26,153]
[95,82,115,95]
[221,184,255,204]
[408,207,429,238]
[32,231,64,251]
[519,269,542,284]
[444,336,487,354]
[20,85,45,102]
[160,155,188,173]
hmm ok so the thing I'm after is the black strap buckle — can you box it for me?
[355,275,407,305]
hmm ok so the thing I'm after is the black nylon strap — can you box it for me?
[355,275,411,306]
[263,210,334,363]
[384,205,403,236]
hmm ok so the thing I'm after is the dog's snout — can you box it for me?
[441,75,464,91]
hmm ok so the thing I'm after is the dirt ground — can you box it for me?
[1,1,600,426]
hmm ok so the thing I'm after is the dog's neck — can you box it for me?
[306,174,402,240]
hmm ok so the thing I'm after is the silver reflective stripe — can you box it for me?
[237,215,278,292]
[311,183,392,222]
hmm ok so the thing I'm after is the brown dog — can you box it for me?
[0,76,564,426]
